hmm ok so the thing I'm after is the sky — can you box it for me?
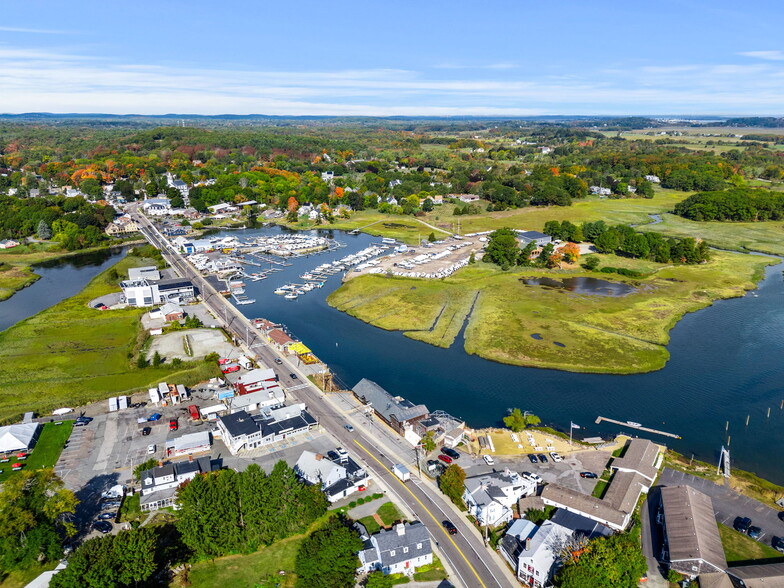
[1,0,784,116]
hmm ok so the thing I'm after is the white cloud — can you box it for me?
[738,50,784,61]
[0,26,74,34]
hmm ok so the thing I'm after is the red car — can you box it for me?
[222,365,240,374]
[438,454,452,464]
[218,358,232,365]
[169,419,178,431]
[357,485,367,492]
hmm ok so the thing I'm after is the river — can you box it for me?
[221,226,784,484]
[0,247,128,332]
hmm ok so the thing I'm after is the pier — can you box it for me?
[595,416,681,439]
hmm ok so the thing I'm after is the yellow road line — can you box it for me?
[353,439,488,588]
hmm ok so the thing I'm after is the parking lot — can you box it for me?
[659,468,784,547]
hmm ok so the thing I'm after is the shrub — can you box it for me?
[348,501,357,508]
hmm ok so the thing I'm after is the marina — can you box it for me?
[594,416,682,439]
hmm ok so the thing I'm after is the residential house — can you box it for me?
[227,388,285,414]
[463,470,537,526]
[353,379,429,442]
[453,193,480,203]
[358,522,433,576]
[416,412,465,448]
[609,438,661,483]
[589,186,612,196]
[504,519,573,588]
[267,328,296,353]
[216,405,317,455]
[105,215,140,236]
[294,450,369,502]
[321,171,334,182]
[233,368,280,395]
[139,457,219,511]
[660,485,727,577]
[160,302,184,322]
[142,197,172,216]
[431,194,444,204]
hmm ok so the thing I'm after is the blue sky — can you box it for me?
[1,0,783,115]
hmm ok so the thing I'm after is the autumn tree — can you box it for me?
[559,242,581,263]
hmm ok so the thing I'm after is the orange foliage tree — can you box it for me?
[558,242,581,263]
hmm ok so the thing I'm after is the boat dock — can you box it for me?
[595,416,681,439]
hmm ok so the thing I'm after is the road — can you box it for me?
[130,209,516,588]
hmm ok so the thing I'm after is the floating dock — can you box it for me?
[595,416,681,439]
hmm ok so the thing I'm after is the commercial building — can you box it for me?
[139,457,219,511]
[216,404,318,455]
[164,431,212,458]
[516,230,553,247]
[121,277,195,307]
[353,379,429,442]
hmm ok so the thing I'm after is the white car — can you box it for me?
[523,472,543,484]
[549,452,563,463]
[147,444,156,454]
[483,455,495,466]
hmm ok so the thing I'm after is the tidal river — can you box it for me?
[226,226,784,484]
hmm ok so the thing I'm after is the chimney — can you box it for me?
[315,453,323,461]
[189,454,193,462]
[395,523,406,536]
[525,537,531,551]
[158,461,163,467]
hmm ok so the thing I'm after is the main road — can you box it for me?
[130,209,516,588]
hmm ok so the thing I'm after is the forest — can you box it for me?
[673,188,784,221]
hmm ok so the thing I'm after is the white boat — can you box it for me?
[284,293,298,300]
[274,288,288,295]
[626,421,643,428]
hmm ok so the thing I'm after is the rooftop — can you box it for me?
[219,411,260,438]
[540,484,628,530]
[611,438,660,481]
[602,470,649,514]
[353,378,429,424]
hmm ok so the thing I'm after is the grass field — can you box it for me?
[718,523,784,562]
[0,562,57,588]
[0,421,74,484]
[328,250,774,374]
[0,256,221,424]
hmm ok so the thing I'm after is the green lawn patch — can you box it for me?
[328,249,773,374]
[0,256,222,424]
[414,568,448,582]
[0,421,73,483]
[376,502,404,527]
[117,493,143,524]
[592,479,609,499]
[0,561,58,588]
[358,515,381,534]
[719,523,784,562]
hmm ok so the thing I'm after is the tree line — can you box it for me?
[673,187,784,221]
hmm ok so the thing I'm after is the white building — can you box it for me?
[139,457,217,511]
[142,197,172,216]
[462,470,537,526]
[357,522,433,576]
[216,405,318,455]
[294,450,369,502]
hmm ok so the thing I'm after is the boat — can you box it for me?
[274,288,288,295]
[284,293,298,300]
[626,421,643,428]
[235,298,255,305]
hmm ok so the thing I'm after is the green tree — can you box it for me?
[152,351,163,367]
[484,228,519,270]
[136,355,148,369]
[581,256,600,271]
[365,571,397,588]
[37,219,52,239]
[427,232,436,242]
[438,464,466,507]
[421,431,437,452]
[133,458,159,481]
[503,408,541,432]
[295,516,362,588]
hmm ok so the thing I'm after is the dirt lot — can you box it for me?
[146,328,241,362]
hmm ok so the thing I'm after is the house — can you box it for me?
[142,197,171,216]
[216,405,318,455]
[227,388,285,414]
[609,438,661,483]
[540,484,630,531]
[660,485,727,577]
[516,230,552,248]
[431,194,444,204]
[0,422,41,453]
[463,470,537,526]
[453,194,480,203]
[105,215,140,236]
[416,412,465,448]
[353,379,429,441]
[499,518,539,571]
[160,302,184,322]
[294,450,369,502]
[358,522,433,576]
[321,171,334,182]
[164,431,212,457]
[267,328,296,352]
[589,186,612,196]
[128,266,161,282]
[726,562,784,586]
[644,175,661,183]
[139,457,219,511]
[207,203,237,215]
[503,519,573,588]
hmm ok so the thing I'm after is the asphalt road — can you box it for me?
[131,211,517,588]
[660,468,784,549]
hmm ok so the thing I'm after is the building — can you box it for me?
[507,519,573,587]
[142,197,171,216]
[164,431,212,457]
[128,266,161,282]
[121,277,195,307]
[516,230,552,247]
[232,368,281,396]
[416,411,465,448]
[160,302,184,321]
[727,562,784,586]
[463,470,537,526]
[216,404,318,455]
[227,388,285,414]
[452,193,480,203]
[540,484,629,531]
[105,215,140,236]
[660,485,727,577]
[644,175,661,183]
[610,438,661,483]
[267,328,296,352]
[139,457,219,511]
[0,422,41,453]
[358,522,433,576]
[589,186,613,196]
[353,379,429,441]
[294,450,369,502]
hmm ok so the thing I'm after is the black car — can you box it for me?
[76,416,93,423]
[538,454,548,463]
[97,512,117,520]
[734,516,752,534]
[327,450,340,461]
[528,454,539,464]
[93,521,112,534]
[442,520,458,535]
[441,447,460,460]
[141,427,151,436]
[580,472,598,479]
[289,373,298,379]
[748,526,762,540]
[773,536,784,553]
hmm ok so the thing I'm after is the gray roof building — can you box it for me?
[727,562,784,587]
[353,379,429,433]
[610,438,660,482]
[540,484,630,531]
[358,522,433,576]
[661,485,727,577]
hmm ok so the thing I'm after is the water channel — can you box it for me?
[224,226,784,484]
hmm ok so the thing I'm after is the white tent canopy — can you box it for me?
[0,422,40,453]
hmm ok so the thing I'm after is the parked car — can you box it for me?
[141,427,151,436]
[483,455,495,466]
[132,402,147,409]
[442,520,458,535]
[779,511,784,522]
[357,485,367,492]
[222,365,240,374]
[327,450,340,461]
[74,420,88,427]
[101,501,121,510]
[218,358,232,365]
[734,516,752,534]
[528,454,538,464]
[147,444,156,454]
[76,416,93,423]
[748,526,762,540]
[344,424,354,432]
[148,413,162,421]
[93,521,112,534]
[549,452,563,462]
[169,419,178,431]
[538,454,548,463]
[522,472,543,484]
[773,536,784,553]
[97,512,116,520]
[438,454,452,464]
[289,373,298,379]
[580,471,598,479]
[442,447,460,460]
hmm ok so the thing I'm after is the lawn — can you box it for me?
[376,501,404,527]
[0,421,73,484]
[0,255,222,424]
[328,250,774,374]
[186,535,301,588]
[718,523,784,562]
[0,562,57,588]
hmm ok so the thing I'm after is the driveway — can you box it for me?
[659,468,784,546]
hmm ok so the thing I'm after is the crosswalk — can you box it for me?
[287,383,310,391]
